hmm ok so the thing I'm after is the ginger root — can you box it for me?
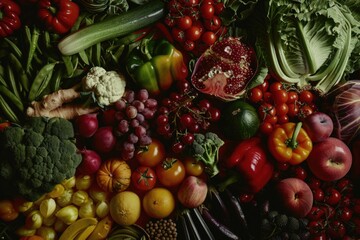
[26,85,99,120]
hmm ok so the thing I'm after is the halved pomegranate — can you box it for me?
[191,37,257,101]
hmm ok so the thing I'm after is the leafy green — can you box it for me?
[257,0,360,94]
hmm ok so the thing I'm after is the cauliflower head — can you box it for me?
[0,117,82,201]
[82,66,126,106]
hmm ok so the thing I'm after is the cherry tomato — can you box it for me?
[185,26,201,41]
[260,77,270,92]
[183,157,204,176]
[269,81,283,92]
[131,166,157,191]
[172,27,185,43]
[273,89,288,104]
[312,188,325,202]
[298,105,314,120]
[287,103,299,118]
[156,158,186,187]
[277,114,289,124]
[275,103,289,116]
[324,188,341,206]
[203,16,221,31]
[214,2,224,14]
[258,103,276,121]
[263,92,272,103]
[136,138,166,167]
[287,91,299,104]
[183,40,195,51]
[337,207,353,222]
[307,206,325,221]
[180,0,199,7]
[328,220,346,239]
[248,87,263,103]
[299,90,314,103]
[259,122,274,135]
[200,3,215,19]
[201,31,217,46]
[177,15,193,30]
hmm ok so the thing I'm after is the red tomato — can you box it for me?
[269,81,283,92]
[177,16,193,30]
[287,91,299,104]
[201,31,217,46]
[156,158,186,187]
[258,103,277,121]
[248,87,263,103]
[136,138,165,167]
[185,26,201,41]
[183,157,204,176]
[131,166,157,191]
[273,89,288,104]
[299,90,314,103]
[200,3,215,19]
[287,103,299,118]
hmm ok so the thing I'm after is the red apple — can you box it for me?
[307,137,352,181]
[276,178,313,218]
[302,112,333,142]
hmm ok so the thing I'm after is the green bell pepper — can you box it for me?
[126,38,188,95]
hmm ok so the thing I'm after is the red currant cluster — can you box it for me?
[248,75,318,135]
[164,0,226,54]
[154,80,221,153]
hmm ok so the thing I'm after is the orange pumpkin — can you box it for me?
[96,158,131,193]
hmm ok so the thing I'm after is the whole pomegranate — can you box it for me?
[191,37,257,101]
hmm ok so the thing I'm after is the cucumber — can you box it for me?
[58,0,164,56]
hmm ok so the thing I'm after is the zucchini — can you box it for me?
[58,0,164,56]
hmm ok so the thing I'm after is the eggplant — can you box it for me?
[223,189,253,239]
[199,206,240,240]
[207,187,231,223]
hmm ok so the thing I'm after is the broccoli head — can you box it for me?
[0,117,82,201]
[190,132,224,177]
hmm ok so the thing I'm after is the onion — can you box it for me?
[77,150,102,175]
[177,176,208,208]
[92,126,117,153]
[75,113,99,138]
[326,80,360,144]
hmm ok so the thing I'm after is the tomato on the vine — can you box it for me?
[136,138,166,167]
[131,166,157,191]
[201,31,217,46]
[275,103,289,116]
[185,25,201,41]
[287,103,299,118]
[298,105,314,120]
[156,158,186,187]
[287,91,299,104]
[269,81,283,92]
[259,122,273,135]
[203,16,221,31]
[183,157,204,176]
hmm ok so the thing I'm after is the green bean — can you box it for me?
[43,30,51,49]
[72,55,79,72]
[26,27,40,73]
[3,38,22,60]
[62,55,74,77]
[9,53,30,92]
[6,64,20,99]
[0,74,8,88]
[28,62,57,101]
[0,85,24,112]
[0,94,19,123]
[93,42,101,66]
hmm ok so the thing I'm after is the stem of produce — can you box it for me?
[58,0,165,55]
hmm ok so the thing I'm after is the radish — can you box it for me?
[77,149,102,175]
[92,127,116,153]
[75,113,99,138]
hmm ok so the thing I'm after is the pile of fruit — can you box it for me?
[0,0,359,239]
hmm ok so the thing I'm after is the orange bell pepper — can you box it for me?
[268,122,312,165]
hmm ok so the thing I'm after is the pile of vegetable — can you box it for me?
[0,0,360,239]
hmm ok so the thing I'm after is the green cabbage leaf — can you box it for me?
[260,0,360,94]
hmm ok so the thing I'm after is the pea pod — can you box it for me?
[79,50,89,65]
[0,94,19,123]
[92,42,101,66]
[62,55,74,77]
[50,65,63,92]
[26,27,41,73]
[0,85,24,112]
[28,62,58,101]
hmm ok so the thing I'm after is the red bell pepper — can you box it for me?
[0,0,21,38]
[221,137,274,193]
[37,0,79,34]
